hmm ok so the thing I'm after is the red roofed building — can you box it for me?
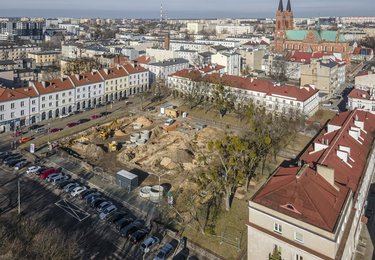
[168,68,319,116]
[248,110,375,260]
[352,46,374,62]
[348,88,375,114]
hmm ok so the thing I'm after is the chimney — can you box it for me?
[316,164,339,191]
[164,33,170,50]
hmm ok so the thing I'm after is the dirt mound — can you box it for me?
[169,149,194,164]
[134,116,153,127]
[196,127,224,142]
[114,130,126,137]
[71,143,105,161]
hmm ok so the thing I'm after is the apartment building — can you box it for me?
[355,71,375,89]
[0,86,38,132]
[32,78,75,120]
[168,68,319,117]
[347,88,375,114]
[28,50,62,66]
[147,58,189,83]
[122,63,150,96]
[98,65,129,102]
[301,58,346,96]
[69,71,105,110]
[248,109,375,260]
[215,25,254,35]
[211,52,241,76]
[0,45,41,60]
[195,39,241,48]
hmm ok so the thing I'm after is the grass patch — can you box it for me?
[309,110,336,125]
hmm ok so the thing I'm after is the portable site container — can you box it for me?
[115,170,138,191]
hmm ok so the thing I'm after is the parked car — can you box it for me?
[141,236,161,253]
[14,160,28,170]
[11,131,22,138]
[90,114,101,120]
[71,186,87,197]
[164,119,175,126]
[84,192,101,202]
[129,228,149,244]
[172,248,190,260]
[3,155,22,164]
[35,128,48,134]
[115,216,135,231]
[100,111,111,116]
[35,166,48,175]
[96,201,113,212]
[0,152,12,160]
[29,124,42,130]
[107,212,129,224]
[26,165,42,174]
[19,137,31,144]
[99,205,118,220]
[78,118,90,124]
[322,102,333,107]
[6,158,25,167]
[59,113,71,119]
[46,173,62,182]
[51,175,70,185]
[66,122,79,128]
[63,183,80,193]
[154,239,179,260]
[57,180,73,189]
[90,198,106,208]
[146,106,155,112]
[40,168,59,179]
[119,219,143,237]
[79,189,97,200]
[49,128,62,133]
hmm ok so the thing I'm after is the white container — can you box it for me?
[130,133,140,142]
[149,185,164,203]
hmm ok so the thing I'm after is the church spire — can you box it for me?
[286,0,292,12]
[278,0,284,12]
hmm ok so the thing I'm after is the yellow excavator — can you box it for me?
[99,120,120,140]
[108,141,118,152]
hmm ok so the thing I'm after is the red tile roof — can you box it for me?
[252,110,375,232]
[171,69,319,102]
[353,47,373,55]
[33,78,74,95]
[122,63,148,74]
[134,55,151,65]
[348,88,371,100]
[197,64,225,73]
[286,51,332,63]
[98,66,128,80]
[0,87,36,102]
[69,71,103,87]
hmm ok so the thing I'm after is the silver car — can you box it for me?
[99,205,118,220]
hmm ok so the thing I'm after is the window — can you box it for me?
[62,92,66,97]
[21,101,25,107]
[0,105,4,111]
[42,104,45,108]
[20,110,24,116]
[0,114,3,120]
[10,112,15,118]
[32,100,36,105]
[274,223,282,234]
[372,106,375,111]
[32,107,36,112]
[295,254,303,260]
[11,103,15,109]
[49,102,52,107]
[42,97,45,101]
[294,232,304,243]
[49,95,52,100]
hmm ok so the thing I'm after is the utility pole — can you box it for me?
[18,178,20,214]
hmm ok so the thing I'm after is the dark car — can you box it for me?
[107,212,129,224]
[90,114,101,120]
[90,198,106,208]
[115,216,135,231]
[79,189,97,200]
[49,128,63,133]
[84,191,101,201]
[36,166,48,175]
[100,111,111,116]
[0,152,12,160]
[7,158,25,167]
[119,220,143,237]
[78,118,90,124]
[129,228,149,244]
[154,239,179,260]
[57,180,74,189]
[66,122,79,128]
[29,124,43,130]
[74,110,82,115]
[146,106,155,111]
[4,155,22,165]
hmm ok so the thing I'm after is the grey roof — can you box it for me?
[198,51,213,57]
[319,60,338,68]
[116,170,137,180]
[0,60,17,65]
[149,58,189,67]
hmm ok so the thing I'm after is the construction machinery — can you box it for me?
[99,120,120,140]
[70,136,89,145]
[108,141,118,152]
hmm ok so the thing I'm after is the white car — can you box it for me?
[46,173,61,182]
[70,186,87,197]
[141,236,160,253]
[164,119,175,126]
[99,205,118,220]
[26,166,42,174]
[59,113,71,119]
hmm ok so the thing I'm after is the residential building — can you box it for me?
[216,25,254,35]
[248,109,375,260]
[355,70,375,89]
[211,52,241,76]
[168,68,319,117]
[170,41,210,52]
[347,88,375,114]
[195,39,241,48]
[28,50,62,66]
[0,45,41,60]
[0,86,38,132]
[351,46,374,62]
[147,58,189,83]
[31,78,75,120]
[69,71,105,110]
[238,48,266,72]
[301,58,346,96]
[175,50,199,65]
[274,0,351,63]
[98,65,129,102]
[122,63,150,96]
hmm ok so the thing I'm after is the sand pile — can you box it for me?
[71,143,105,161]
[134,116,153,127]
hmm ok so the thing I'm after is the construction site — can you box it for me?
[57,105,226,191]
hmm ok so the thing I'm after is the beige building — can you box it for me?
[301,58,345,96]
[28,50,62,66]
[0,45,41,60]
[238,48,265,72]
[355,70,375,89]
[248,109,375,260]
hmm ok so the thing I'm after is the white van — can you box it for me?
[51,174,69,185]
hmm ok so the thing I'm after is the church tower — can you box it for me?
[274,0,294,52]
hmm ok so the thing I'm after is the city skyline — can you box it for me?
[0,0,375,19]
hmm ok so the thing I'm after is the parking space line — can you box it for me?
[55,199,90,222]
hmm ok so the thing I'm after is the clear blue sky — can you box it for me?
[0,0,374,19]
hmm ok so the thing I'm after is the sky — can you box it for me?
[0,0,374,19]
